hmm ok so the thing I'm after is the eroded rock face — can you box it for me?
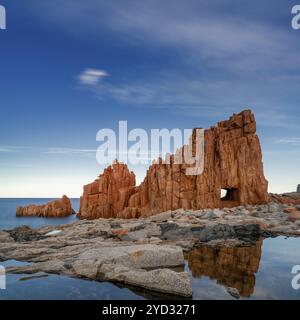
[269,193,300,205]
[16,195,75,218]
[79,109,269,219]
[79,162,136,219]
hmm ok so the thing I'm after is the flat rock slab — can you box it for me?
[101,264,192,297]
[5,243,190,297]
[74,244,184,271]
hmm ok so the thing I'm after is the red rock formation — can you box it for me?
[78,109,269,219]
[79,161,136,219]
[16,195,75,218]
[269,193,300,205]
[288,211,300,222]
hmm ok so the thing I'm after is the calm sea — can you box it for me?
[0,199,300,299]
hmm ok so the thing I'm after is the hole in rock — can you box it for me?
[221,188,239,207]
[221,189,227,198]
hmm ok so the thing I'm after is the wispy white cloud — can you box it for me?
[0,146,26,153]
[79,72,299,129]
[276,137,300,146]
[0,146,96,157]
[25,1,300,130]
[44,147,96,156]
[27,1,300,75]
[78,69,108,86]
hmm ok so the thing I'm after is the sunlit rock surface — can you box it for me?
[79,109,269,219]
[16,196,75,218]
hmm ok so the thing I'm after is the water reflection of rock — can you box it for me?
[187,240,262,297]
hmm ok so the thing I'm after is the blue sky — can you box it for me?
[0,0,300,197]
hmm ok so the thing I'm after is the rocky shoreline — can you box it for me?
[2,201,300,297]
